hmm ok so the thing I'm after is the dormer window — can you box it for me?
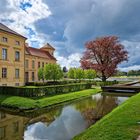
[15,41,20,46]
[2,37,8,43]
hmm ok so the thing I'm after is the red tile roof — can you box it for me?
[25,46,56,60]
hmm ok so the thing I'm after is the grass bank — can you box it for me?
[0,88,101,110]
[74,92,140,140]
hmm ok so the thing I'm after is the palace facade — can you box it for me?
[0,23,56,86]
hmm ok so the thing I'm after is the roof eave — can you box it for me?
[0,29,27,39]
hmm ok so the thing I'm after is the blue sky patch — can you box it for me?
[25,26,35,36]
[20,2,32,11]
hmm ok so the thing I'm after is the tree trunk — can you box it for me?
[102,75,106,82]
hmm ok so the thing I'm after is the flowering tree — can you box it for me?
[80,36,128,81]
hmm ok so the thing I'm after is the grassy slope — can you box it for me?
[0,88,101,109]
[74,93,140,140]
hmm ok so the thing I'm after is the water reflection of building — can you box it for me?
[0,107,62,140]
[0,111,27,140]
[27,108,62,126]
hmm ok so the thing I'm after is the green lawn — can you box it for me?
[74,92,140,140]
[0,88,101,110]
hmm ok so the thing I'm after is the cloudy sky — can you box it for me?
[0,0,140,71]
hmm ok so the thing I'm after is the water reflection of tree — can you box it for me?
[74,95,118,127]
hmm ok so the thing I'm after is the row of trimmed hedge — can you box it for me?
[90,80,119,86]
[0,83,92,97]
[26,80,81,86]
[26,80,118,87]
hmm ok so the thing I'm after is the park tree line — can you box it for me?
[115,70,140,76]
[38,64,96,82]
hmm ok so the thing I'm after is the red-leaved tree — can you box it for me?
[80,36,128,81]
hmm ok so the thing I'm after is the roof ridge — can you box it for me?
[28,46,47,53]
[0,23,27,39]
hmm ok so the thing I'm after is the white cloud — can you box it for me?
[55,53,82,69]
[119,65,140,72]
[0,0,51,47]
[1,0,140,69]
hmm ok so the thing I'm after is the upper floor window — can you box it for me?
[25,60,29,68]
[2,48,7,60]
[15,41,20,46]
[2,37,8,43]
[32,60,35,69]
[15,51,20,61]
[38,62,40,68]
[15,69,20,79]
[2,68,7,78]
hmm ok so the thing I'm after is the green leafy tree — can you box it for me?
[84,69,96,80]
[74,68,85,80]
[115,70,127,76]
[44,63,63,81]
[38,67,44,82]
[68,68,75,79]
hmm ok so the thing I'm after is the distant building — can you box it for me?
[0,23,56,86]
[25,43,56,83]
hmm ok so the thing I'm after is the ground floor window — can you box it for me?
[15,69,20,79]
[2,68,7,78]
[15,83,19,86]
[0,126,6,139]
[32,72,35,81]
[2,84,7,86]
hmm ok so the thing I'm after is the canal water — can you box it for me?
[0,93,129,140]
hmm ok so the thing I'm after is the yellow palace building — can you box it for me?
[0,23,56,86]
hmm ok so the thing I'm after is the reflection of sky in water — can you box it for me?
[24,106,86,140]
[117,97,128,105]
[92,93,102,100]
[92,93,128,105]
[24,93,128,140]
